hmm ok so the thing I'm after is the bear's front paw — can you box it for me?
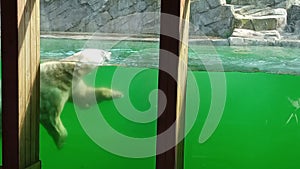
[111,90,124,99]
[95,88,123,100]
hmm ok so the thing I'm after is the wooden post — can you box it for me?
[156,0,190,169]
[1,0,41,169]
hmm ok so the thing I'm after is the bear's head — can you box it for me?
[61,49,111,77]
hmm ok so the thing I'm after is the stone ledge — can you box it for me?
[229,37,300,47]
[41,32,300,47]
[41,31,160,41]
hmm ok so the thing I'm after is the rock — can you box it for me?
[191,4,235,38]
[228,37,245,45]
[99,12,160,34]
[190,0,210,13]
[208,0,226,8]
[108,0,135,19]
[287,5,300,23]
[231,0,275,6]
[262,30,282,39]
[136,1,147,12]
[40,0,160,33]
[79,0,109,11]
[54,7,91,31]
[231,28,281,40]
[286,0,300,8]
[228,28,286,46]
[209,16,236,37]
[295,20,300,33]
[39,0,236,37]
[85,20,99,32]
[229,36,277,46]
[278,39,300,47]
[276,1,287,8]
[211,39,230,46]
[231,0,300,9]
[286,5,300,33]
[234,7,287,31]
[95,12,113,26]
[200,5,234,25]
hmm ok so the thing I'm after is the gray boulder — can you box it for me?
[190,1,235,38]
[286,5,300,33]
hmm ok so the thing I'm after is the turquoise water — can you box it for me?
[39,38,300,169]
[41,38,300,74]
[2,38,300,169]
[184,72,300,169]
[40,66,157,169]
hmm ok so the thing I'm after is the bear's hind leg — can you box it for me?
[40,116,67,149]
[40,90,69,149]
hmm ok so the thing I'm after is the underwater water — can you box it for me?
[40,66,158,169]
[2,38,300,169]
[184,72,300,169]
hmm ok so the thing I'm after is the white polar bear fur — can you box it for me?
[39,49,123,149]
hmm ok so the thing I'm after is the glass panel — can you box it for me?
[185,1,300,169]
[40,0,160,168]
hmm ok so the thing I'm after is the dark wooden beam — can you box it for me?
[156,0,191,169]
[1,0,20,168]
[1,0,41,169]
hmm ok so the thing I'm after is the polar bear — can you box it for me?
[40,49,123,149]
